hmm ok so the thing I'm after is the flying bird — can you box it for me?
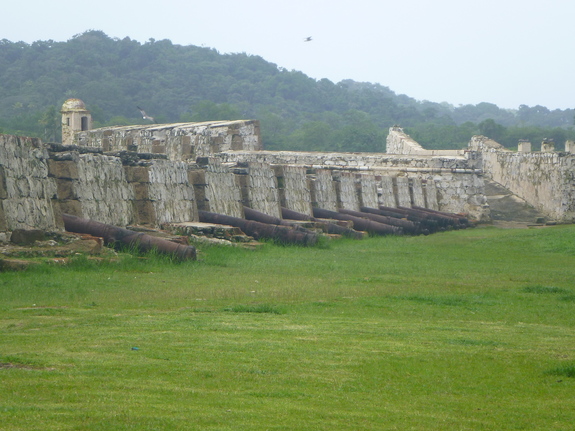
[137,106,155,123]
[304,36,312,42]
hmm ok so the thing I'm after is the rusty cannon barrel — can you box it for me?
[343,208,422,235]
[243,207,316,234]
[397,206,459,229]
[281,207,315,222]
[198,211,318,246]
[412,206,471,227]
[378,205,441,233]
[281,207,364,239]
[313,208,402,236]
[373,206,409,219]
[62,214,197,261]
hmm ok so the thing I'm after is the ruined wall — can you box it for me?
[216,150,489,220]
[274,165,313,216]
[386,126,466,157]
[50,152,135,226]
[0,134,201,238]
[191,159,244,218]
[128,161,197,225]
[0,135,58,235]
[236,162,282,218]
[378,177,394,208]
[75,120,261,161]
[311,169,338,212]
[470,136,575,222]
[1,125,491,239]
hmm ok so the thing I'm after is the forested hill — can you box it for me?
[1,30,574,151]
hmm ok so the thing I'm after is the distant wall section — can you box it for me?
[470,136,575,222]
[216,148,489,221]
[75,120,262,161]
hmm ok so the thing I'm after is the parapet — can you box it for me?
[386,127,466,157]
[73,120,262,160]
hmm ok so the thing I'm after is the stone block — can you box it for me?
[152,142,166,154]
[133,200,156,225]
[395,177,412,208]
[55,200,83,218]
[124,166,150,183]
[48,160,79,179]
[132,183,150,200]
[181,136,194,159]
[188,169,206,185]
[518,141,531,153]
[56,179,77,200]
[231,134,243,150]
[10,228,45,245]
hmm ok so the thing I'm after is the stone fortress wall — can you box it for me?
[0,125,487,237]
[74,120,262,161]
[386,125,575,223]
[2,98,574,237]
[468,136,575,222]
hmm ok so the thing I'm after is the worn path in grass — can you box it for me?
[1,225,574,430]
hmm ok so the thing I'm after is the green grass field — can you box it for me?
[1,225,575,430]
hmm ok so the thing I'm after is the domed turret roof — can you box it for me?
[61,98,87,111]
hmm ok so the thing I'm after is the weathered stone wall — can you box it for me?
[191,159,244,218]
[216,149,480,172]
[1,124,493,239]
[386,126,466,157]
[310,169,338,212]
[50,153,134,226]
[0,134,202,238]
[274,165,313,216]
[216,150,489,220]
[0,135,58,233]
[470,136,575,221]
[335,171,360,211]
[236,162,282,218]
[75,120,261,160]
[359,174,379,209]
[136,161,197,225]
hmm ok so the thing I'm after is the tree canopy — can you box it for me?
[1,31,574,151]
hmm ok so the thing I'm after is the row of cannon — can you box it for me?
[199,205,471,246]
[62,205,471,260]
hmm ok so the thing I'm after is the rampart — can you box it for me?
[75,120,262,161]
[386,126,466,157]
[469,136,575,222]
[0,124,490,238]
[215,148,487,218]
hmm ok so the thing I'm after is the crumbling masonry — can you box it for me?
[1,99,574,239]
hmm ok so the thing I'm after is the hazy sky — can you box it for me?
[4,0,575,110]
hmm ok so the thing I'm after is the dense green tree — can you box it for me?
[38,105,60,142]
[180,101,242,122]
[478,119,506,142]
[1,30,575,152]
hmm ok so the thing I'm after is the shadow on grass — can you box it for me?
[521,285,571,294]
[545,364,575,378]
[223,304,285,314]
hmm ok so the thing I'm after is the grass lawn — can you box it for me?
[1,225,575,430]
